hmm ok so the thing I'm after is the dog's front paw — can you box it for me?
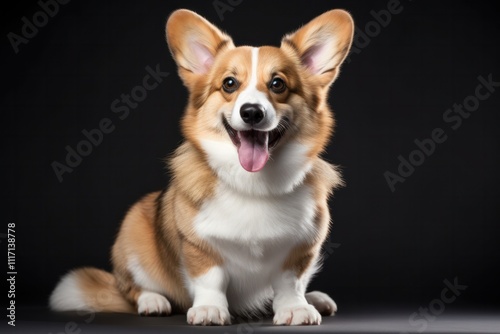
[273,304,321,325]
[187,305,231,325]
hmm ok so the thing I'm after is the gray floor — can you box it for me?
[3,307,499,334]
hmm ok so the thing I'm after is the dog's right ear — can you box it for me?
[166,9,234,87]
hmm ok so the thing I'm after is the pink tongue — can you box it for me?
[237,130,269,172]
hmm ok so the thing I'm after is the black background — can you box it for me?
[1,0,499,312]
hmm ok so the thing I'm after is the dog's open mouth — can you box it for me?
[222,116,289,172]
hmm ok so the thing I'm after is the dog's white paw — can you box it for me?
[273,304,321,325]
[137,292,172,316]
[305,291,338,316]
[187,305,231,325]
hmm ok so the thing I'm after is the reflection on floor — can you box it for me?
[4,306,500,334]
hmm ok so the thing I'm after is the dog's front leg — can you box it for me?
[183,242,230,325]
[187,266,230,325]
[272,270,322,325]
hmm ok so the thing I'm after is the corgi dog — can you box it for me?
[49,8,354,326]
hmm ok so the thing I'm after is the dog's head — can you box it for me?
[166,9,353,180]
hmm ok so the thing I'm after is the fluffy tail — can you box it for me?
[49,267,135,314]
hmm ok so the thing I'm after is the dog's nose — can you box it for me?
[240,103,264,125]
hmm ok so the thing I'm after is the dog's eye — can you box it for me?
[222,77,239,93]
[270,77,286,94]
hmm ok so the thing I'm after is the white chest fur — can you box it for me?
[193,180,317,314]
[194,182,317,243]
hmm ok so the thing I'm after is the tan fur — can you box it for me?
[168,142,217,205]
[280,10,354,160]
[283,160,344,275]
[76,267,135,313]
[111,191,191,312]
[51,8,354,319]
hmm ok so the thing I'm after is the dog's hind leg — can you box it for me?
[305,291,337,316]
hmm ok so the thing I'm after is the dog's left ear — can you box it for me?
[281,9,354,87]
